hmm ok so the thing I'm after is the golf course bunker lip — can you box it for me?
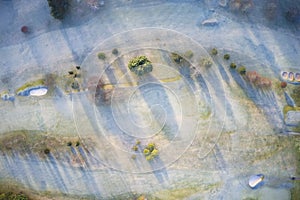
[72,28,227,172]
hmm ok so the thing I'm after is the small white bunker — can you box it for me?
[248,174,264,189]
[29,87,48,96]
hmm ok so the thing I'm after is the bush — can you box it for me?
[211,48,218,55]
[230,62,237,69]
[67,141,72,146]
[47,0,69,20]
[44,148,50,154]
[97,52,106,60]
[146,143,155,152]
[200,58,213,68]
[136,140,141,145]
[21,26,29,33]
[281,81,287,88]
[75,141,80,147]
[143,142,159,161]
[132,145,138,151]
[223,54,230,60]
[128,56,153,76]
[143,149,150,156]
[237,66,246,75]
[171,53,183,64]
[184,50,194,59]
[150,149,159,157]
[112,48,119,55]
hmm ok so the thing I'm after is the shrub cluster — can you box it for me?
[128,56,153,76]
[143,142,159,161]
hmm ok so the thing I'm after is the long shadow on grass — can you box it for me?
[230,71,284,132]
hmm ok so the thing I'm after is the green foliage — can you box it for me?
[143,149,150,156]
[230,62,237,69]
[184,50,194,59]
[132,145,138,151]
[211,48,218,55]
[223,54,230,60]
[97,52,106,60]
[131,155,136,160]
[44,148,50,154]
[75,141,80,147]
[143,142,159,161]
[47,0,69,20]
[237,66,246,75]
[291,87,300,106]
[200,58,213,68]
[171,53,184,64]
[146,143,155,152]
[150,149,159,157]
[67,141,72,146]
[16,79,45,94]
[112,48,119,55]
[71,81,80,90]
[128,56,153,76]
[136,140,141,145]
[0,192,29,200]
[283,105,300,117]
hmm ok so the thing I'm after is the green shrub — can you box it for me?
[128,56,153,76]
[146,143,155,152]
[143,149,150,156]
[75,141,80,147]
[171,53,183,64]
[132,145,138,151]
[136,140,141,145]
[0,192,29,200]
[67,141,72,146]
[223,54,230,60]
[97,52,106,60]
[112,48,119,55]
[184,50,194,59]
[47,0,69,20]
[230,62,237,69]
[211,48,218,55]
[44,148,50,154]
[237,66,246,75]
[200,58,213,68]
[143,142,159,161]
[150,149,159,157]
[291,87,300,105]
[146,155,152,161]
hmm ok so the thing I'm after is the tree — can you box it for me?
[128,56,153,76]
[47,0,69,20]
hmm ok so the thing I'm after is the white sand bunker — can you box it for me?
[29,87,48,96]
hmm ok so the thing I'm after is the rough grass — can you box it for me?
[154,183,221,200]
[0,130,85,160]
[283,105,300,117]
[291,136,300,200]
[16,79,45,94]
